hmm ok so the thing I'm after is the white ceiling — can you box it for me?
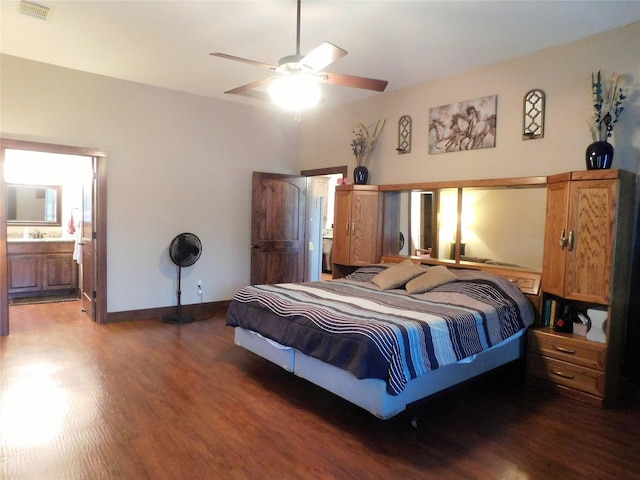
[2,0,640,109]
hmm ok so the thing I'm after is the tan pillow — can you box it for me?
[405,266,458,294]
[371,259,425,290]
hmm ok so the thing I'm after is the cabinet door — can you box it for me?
[565,180,616,304]
[331,189,352,265]
[349,191,380,265]
[43,254,78,290]
[541,181,570,297]
[8,254,41,293]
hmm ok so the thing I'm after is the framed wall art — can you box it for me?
[428,95,497,154]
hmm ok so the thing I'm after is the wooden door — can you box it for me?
[541,181,570,297]
[250,172,307,285]
[331,189,352,265]
[81,163,96,320]
[564,179,616,304]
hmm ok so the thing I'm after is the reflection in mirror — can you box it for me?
[383,182,546,272]
[6,184,62,225]
[383,188,457,263]
[382,191,404,257]
[409,191,435,257]
[398,191,410,255]
[459,187,546,270]
[435,188,459,261]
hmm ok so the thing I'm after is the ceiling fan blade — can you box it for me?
[210,53,277,71]
[228,89,272,102]
[224,77,276,97]
[300,42,347,72]
[320,72,388,92]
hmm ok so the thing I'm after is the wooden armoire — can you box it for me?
[331,185,381,278]
[527,169,636,406]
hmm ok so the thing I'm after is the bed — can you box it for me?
[226,260,537,420]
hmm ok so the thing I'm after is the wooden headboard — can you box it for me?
[380,254,542,315]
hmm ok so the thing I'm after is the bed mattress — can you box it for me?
[234,326,526,419]
[227,265,535,396]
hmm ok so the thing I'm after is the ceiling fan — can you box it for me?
[210,0,388,109]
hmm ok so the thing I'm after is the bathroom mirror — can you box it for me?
[381,177,547,271]
[6,184,62,226]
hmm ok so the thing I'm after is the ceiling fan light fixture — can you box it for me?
[268,73,321,111]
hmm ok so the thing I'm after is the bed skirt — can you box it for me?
[234,326,526,419]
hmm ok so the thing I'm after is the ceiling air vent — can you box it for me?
[19,0,53,21]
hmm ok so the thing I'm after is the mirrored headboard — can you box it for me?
[380,176,547,275]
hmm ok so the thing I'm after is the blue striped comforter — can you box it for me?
[226,266,535,395]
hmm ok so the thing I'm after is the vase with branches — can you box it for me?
[586,71,626,169]
[350,119,385,184]
[589,70,626,142]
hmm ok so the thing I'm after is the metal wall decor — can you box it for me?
[397,115,412,154]
[522,89,545,140]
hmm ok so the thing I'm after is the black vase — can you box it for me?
[585,141,614,170]
[354,166,369,185]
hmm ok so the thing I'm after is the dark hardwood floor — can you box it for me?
[2,301,640,480]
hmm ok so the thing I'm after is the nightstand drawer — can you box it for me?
[528,329,606,370]
[527,353,605,397]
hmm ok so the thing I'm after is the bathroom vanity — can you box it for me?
[7,240,78,299]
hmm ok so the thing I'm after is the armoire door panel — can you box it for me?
[331,190,352,265]
[541,182,570,297]
[349,191,380,265]
[564,180,616,304]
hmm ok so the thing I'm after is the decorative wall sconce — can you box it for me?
[523,89,545,140]
[397,115,412,153]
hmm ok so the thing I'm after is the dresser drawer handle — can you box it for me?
[552,370,575,380]
[553,345,577,355]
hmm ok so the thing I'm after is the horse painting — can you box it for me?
[428,95,497,154]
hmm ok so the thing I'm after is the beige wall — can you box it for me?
[1,22,639,313]
[299,22,640,185]
[1,54,299,312]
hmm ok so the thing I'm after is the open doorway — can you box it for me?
[301,166,347,282]
[0,139,108,336]
[5,150,89,307]
[248,166,346,286]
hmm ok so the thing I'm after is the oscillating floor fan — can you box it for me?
[163,232,202,324]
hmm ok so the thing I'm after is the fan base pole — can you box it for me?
[162,314,196,325]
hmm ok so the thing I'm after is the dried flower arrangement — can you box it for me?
[589,71,626,142]
[350,119,386,167]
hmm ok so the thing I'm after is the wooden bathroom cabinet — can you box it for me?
[7,241,78,298]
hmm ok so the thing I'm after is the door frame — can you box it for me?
[0,139,108,335]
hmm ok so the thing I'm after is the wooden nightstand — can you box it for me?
[527,327,606,406]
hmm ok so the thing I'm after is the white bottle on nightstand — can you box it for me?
[586,308,607,343]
